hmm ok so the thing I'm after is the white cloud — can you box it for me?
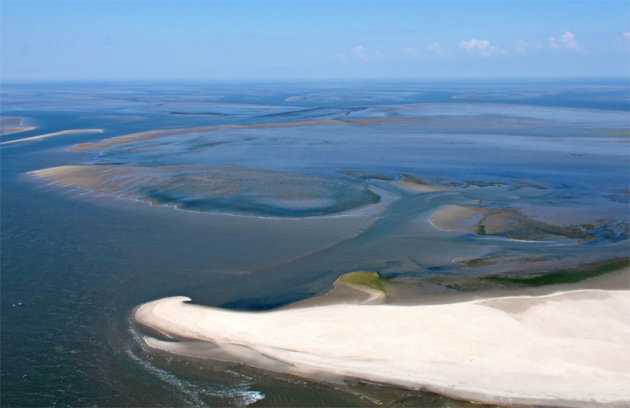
[350,45,368,61]
[402,47,421,59]
[549,31,580,51]
[427,42,445,57]
[460,39,505,56]
[624,32,630,39]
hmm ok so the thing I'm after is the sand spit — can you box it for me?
[1,129,103,145]
[69,119,341,151]
[395,176,457,193]
[0,117,36,136]
[136,289,630,407]
[0,126,36,136]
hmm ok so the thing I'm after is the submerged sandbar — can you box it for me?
[1,129,103,145]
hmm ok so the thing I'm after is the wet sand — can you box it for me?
[28,165,383,218]
[395,177,457,193]
[429,204,488,233]
[29,165,120,188]
[136,286,630,407]
[428,203,593,241]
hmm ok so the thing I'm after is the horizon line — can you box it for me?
[2,76,629,85]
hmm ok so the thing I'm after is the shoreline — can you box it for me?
[135,278,630,407]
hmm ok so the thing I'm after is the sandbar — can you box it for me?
[395,176,456,193]
[0,117,36,136]
[429,204,590,240]
[429,204,488,233]
[28,165,383,218]
[0,125,36,136]
[69,119,341,151]
[28,165,126,191]
[136,289,630,407]
[1,129,103,145]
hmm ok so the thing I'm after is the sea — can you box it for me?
[1,79,628,407]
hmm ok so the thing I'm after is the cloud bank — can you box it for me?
[460,39,505,56]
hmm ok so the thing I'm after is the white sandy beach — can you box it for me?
[135,289,630,407]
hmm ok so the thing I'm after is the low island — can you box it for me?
[135,266,630,408]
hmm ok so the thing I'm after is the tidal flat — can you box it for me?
[1,81,629,407]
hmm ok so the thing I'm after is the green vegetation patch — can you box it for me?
[475,223,486,235]
[481,257,630,287]
[429,257,629,292]
[337,271,385,292]
[523,257,547,263]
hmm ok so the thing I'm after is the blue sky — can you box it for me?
[1,1,629,80]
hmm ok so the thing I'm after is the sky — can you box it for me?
[1,0,629,81]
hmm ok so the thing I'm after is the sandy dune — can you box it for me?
[136,289,630,407]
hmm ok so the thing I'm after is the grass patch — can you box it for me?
[475,223,486,235]
[337,271,385,292]
[429,257,628,292]
[481,257,629,287]
[523,257,547,263]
